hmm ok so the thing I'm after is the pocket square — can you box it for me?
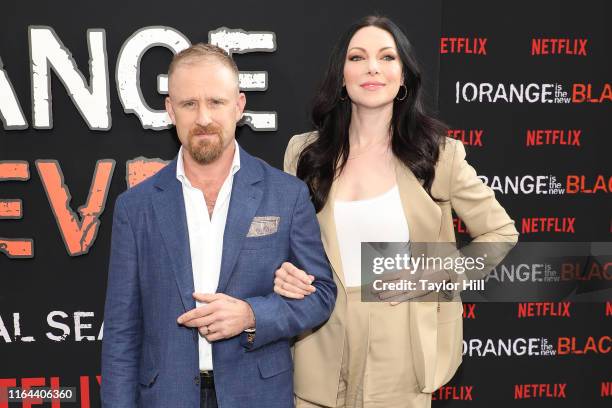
[247,216,280,237]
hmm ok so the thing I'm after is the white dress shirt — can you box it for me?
[176,141,240,371]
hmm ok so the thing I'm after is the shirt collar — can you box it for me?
[176,140,241,187]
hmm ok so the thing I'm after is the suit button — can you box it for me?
[194,376,200,386]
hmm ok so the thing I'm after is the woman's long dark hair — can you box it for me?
[297,15,447,211]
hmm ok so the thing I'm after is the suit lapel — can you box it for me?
[151,160,195,313]
[394,158,443,392]
[316,180,346,290]
[395,159,442,243]
[216,148,264,293]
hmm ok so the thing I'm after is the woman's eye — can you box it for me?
[348,55,364,61]
[382,55,396,61]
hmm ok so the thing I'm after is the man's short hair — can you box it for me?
[168,43,239,79]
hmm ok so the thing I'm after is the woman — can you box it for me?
[277,16,519,407]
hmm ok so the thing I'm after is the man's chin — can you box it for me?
[188,146,222,165]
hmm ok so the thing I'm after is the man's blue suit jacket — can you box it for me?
[101,146,337,407]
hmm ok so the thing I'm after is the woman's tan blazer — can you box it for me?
[284,132,519,406]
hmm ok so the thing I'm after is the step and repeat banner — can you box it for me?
[0,0,609,406]
[437,1,610,407]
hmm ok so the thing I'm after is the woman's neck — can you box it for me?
[348,103,393,150]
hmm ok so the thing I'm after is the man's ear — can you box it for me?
[236,92,246,121]
[165,97,176,124]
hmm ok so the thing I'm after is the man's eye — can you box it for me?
[183,102,195,108]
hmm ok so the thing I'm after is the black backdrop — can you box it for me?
[1,0,610,407]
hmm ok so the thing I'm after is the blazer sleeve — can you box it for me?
[450,140,519,243]
[445,140,519,288]
[242,182,337,351]
[101,195,142,407]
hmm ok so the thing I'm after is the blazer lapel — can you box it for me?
[151,159,195,313]
[216,148,264,293]
[394,158,443,392]
[395,159,442,243]
[316,180,346,290]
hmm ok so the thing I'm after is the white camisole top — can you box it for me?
[334,185,410,287]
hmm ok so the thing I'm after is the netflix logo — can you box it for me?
[517,302,571,318]
[531,38,588,56]
[606,302,612,317]
[0,375,100,408]
[514,383,567,399]
[447,129,483,146]
[521,217,575,234]
[453,217,469,235]
[602,382,612,398]
[526,129,582,147]
[463,303,476,319]
[431,385,474,400]
[440,37,487,55]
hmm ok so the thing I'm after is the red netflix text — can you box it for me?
[463,303,476,319]
[440,37,487,55]
[521,217,575,234]
[531,38,587,56]
[514,383,567,399]
[526,129,581,147]
[517,302,571,318]
[447,129,483,147]
[431,385,473,400]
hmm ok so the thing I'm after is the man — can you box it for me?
[101,43,337,408]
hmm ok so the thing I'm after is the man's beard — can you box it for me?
[187,124,225,165]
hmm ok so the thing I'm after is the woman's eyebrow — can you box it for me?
[347,46,396,52]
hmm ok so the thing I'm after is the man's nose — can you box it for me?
[195,106,213,127]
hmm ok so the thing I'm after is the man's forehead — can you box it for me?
[169,59,239,97]
[170,57,237,82]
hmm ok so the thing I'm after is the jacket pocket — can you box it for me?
[242,233,278,250]
[257,345,292,379]
[138,366,159,387]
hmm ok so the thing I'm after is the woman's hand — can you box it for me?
[274,262,317,299]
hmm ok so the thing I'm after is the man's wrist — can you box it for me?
[243,301,256,331]
[242,302,256,347]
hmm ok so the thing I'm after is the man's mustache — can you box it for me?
[189,125,222,136]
